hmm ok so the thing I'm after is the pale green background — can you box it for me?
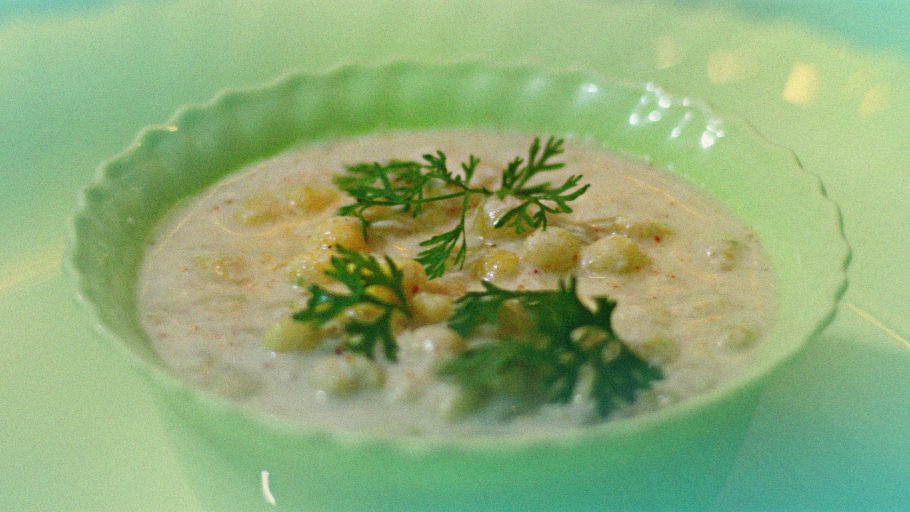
[1,1,908,510]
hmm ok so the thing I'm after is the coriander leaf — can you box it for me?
[335,160,431,239]
[447,280,521,336]
[335,151,486,278]
[435,340,545,397]
[335,137,589,279]
[335,153,482,226]
[441,278,662,418]
[415,194,471,279]
[292,246,409,361]
[499,136,566,192]
[495,137,590,234]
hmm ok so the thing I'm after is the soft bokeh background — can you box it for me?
[2,1,908,510]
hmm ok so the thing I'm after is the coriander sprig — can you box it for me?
[442,278,662,418]
[292,246,409,361]
[414,192,471,279]
[335,152,485,245]
[493,137,589,234]
[334,137,588,279]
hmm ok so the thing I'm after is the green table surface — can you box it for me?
[2,1,908,510]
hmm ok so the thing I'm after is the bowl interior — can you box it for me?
[68,62,848,441]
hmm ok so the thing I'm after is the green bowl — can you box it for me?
[67,62,848,511]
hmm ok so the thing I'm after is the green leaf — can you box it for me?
[494,137,590,234]
[292,246,409,361]
[441,278,662,417]
[334,137,589,279]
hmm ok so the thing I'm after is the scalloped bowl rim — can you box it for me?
[66,61,850,453]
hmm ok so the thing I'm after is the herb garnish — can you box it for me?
[292,246,409,361]
[492,137,589,234]
[441,279,662,418]
[293,138,658,418]
[334,137,588,278]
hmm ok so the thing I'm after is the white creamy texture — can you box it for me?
[138,130,776,437]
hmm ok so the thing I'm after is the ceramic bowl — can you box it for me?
[67,62,848,511]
